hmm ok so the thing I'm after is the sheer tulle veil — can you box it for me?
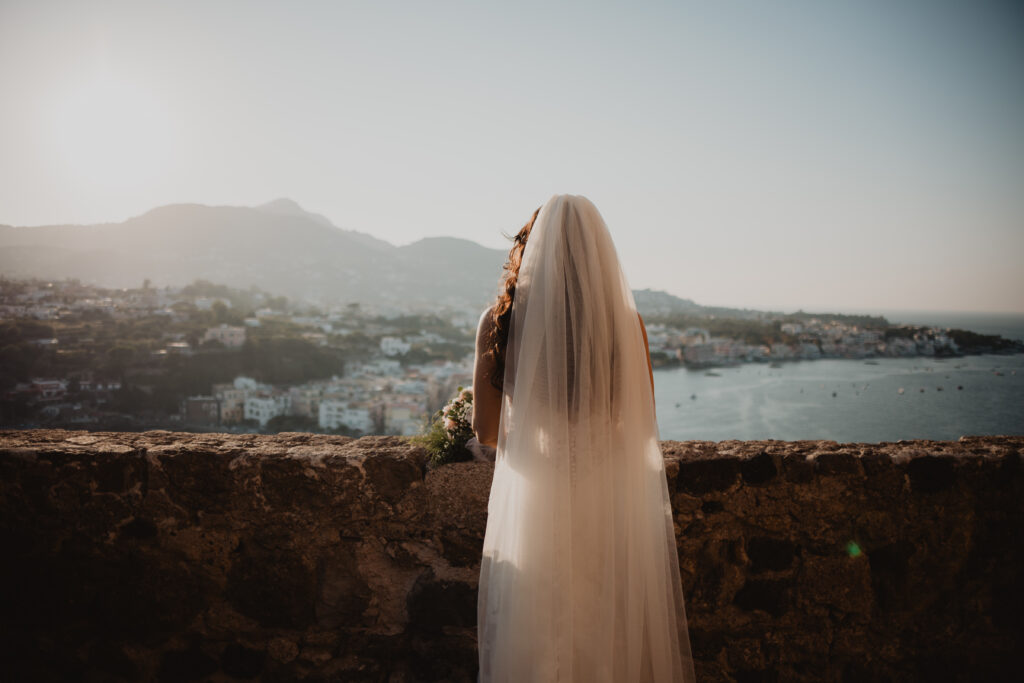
[477,195,697,681]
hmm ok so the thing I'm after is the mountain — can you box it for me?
[0,200,506,310]
[632,289,706,316]
[257,197,334,228]
[256,198,392,252]
[0,200,756,317]
[631,288,782,320]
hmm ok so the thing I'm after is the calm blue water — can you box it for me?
[655,354,1024,442]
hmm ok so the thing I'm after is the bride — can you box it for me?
[471,195,697,682]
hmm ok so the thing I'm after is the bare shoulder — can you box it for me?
[477,305,496,342]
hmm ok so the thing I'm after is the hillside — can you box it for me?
[0,200,505,310]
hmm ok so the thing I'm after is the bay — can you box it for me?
[654,353,1024,443]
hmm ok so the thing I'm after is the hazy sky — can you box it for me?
[1,0,1022,313]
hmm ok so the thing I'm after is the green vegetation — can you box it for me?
[265,414,319,433]
[180,279,279,314]
[647,313,798,347]
[376,313,471,341]
[648,350,680,368]
[782,310,890,328]
[400,341,473,367]
[412,387,474,466]
[884,326,921,340]
[947,328,1019,352]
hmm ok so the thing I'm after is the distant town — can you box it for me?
[1,277,1019,434]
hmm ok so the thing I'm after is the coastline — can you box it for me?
[652,346,1024,372]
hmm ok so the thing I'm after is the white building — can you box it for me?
[319,398,373,432]
[289,386,323,418]
[363,358,404,376]
[380,336,411,356]
[203,324,246,348]
[680,328,711,346]
[194,297,231,311]
[212,384,247,424]
[384,398,427,436]
[234,376,262,391]
[393,379,428,395]
[244,395,291,427]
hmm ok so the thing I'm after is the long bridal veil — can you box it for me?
[478,195,697,682]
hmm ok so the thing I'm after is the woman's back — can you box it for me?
[475,195,696,682]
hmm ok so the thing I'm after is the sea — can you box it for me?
[654,311,1024,443]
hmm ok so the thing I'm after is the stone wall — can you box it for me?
[1,429,1021,682]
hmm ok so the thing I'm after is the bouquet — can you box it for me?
[413,386,475,466]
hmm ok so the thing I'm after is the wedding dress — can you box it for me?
[477,195,697,682]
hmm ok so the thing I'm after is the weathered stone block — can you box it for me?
[741,451,777,485]
[677,457,740,495]
[315,541,371,629]
[746,537,799,573]
[363,451,424,504]
[220,641,266,679]
[733,578,791,617]
[812,450,860,476]
[907,454,956,493]
[226,537,317,629]
[407,570,477,634]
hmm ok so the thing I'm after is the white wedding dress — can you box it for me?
[477,195,697,682]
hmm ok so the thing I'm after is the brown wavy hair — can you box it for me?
[485,206,541,391]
